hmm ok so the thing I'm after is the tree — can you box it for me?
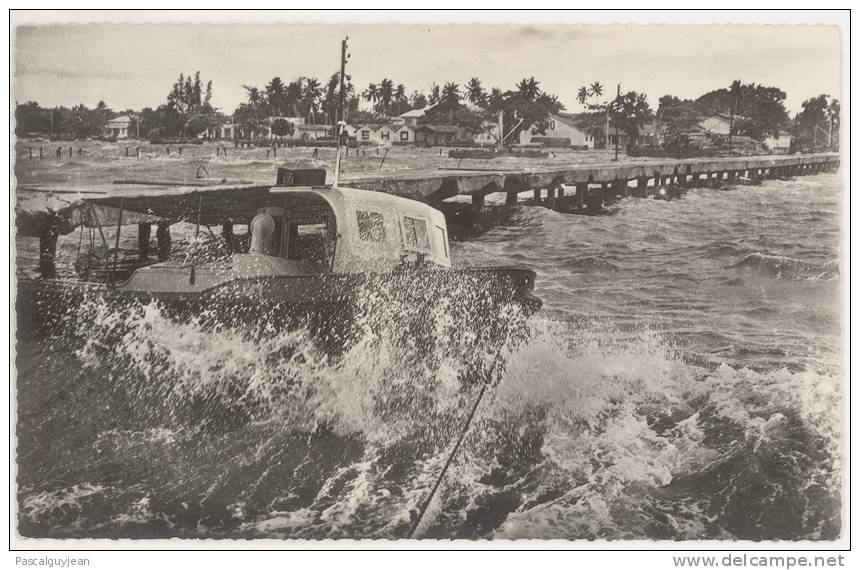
[265,77,287,116]
[410,91,428,110]
[696,81,789,140]
[270,118,295,138]
[490,78,565,145]
[14,101,50,136]
[420,103,489,135]
[608,90,653,147]
[487,88,506,114]
[393,83,408,115]
[363,83,379,108]
[302,77,322,124]
[440,82,461,108]
[377,78,394,115]
[655,95,702,154]
[465,77,486,107]
[796,94,839,151]
[656,95,700,135]
[59,104,106,139]
[516,77,541,102]
[578,80,610,148]
[428,83,441,105]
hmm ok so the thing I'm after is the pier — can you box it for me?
[15,152,840,278]
[341,153,841,210]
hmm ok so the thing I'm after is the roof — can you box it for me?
[417,124,461,133]
[106,116,133,125]
[356,123,399,132]
[295,124,333,131]
[399,102,439,119]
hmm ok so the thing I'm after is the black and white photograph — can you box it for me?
[9,9,849,552]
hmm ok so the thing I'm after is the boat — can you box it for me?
[16,167,541,342]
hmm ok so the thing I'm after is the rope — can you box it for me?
[407,379,491,538]
[407,316,515,538]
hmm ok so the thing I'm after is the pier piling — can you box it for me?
[138,223,151,259]
[156,222,172,261]
[39,225,59,279]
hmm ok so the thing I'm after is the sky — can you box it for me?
[13,22,843,116]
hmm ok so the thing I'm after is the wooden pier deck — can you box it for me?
[15,152,840,249]
[341,152,840,206]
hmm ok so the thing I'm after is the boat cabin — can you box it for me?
[84,169,454,296]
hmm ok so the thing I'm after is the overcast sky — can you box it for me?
[13,23,842,115]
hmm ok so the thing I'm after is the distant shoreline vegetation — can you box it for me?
[13,71,840,155]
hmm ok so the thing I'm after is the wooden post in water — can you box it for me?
[156,222,172,261]
[471,194,485,211]
[575,182,587,209]
[138,223,151,259]
[39,147,43,159]
[28,147,32,159]
[505,191,518,206]
[533,188,541,203]
[38,224,59,279]
[136,147,140,158]
[222,222,234,252]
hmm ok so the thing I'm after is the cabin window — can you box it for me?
[400,130,409,141]
[436,225,448,258]
[550,120,556,130]
[401,216,431,253]
[357,211,386,242]
[362,130,370,140]
[284,214,337,270]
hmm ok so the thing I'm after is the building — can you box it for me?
[395,124,420,143]
[353,123,401,144]
[105,116,133,139]
[399,103,440,126]
[697,114,733,136]
[293,124,334,140]
[472,121,501,146]
[518,113,593,148]
[219,123,238,140]
[415,124,462,146]
[765,131,792,153]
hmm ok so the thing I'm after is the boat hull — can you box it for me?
[15,266,540,342]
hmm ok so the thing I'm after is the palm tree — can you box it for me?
[487,87,506,113]
[242,85,262,106]
[577,86,589,105]
[428,83,441,105]
[363,83,379,108]
[466,77,486,107]
[588,81,604,99]
[516,77,541,102]
[441,82,461,106]
[378,78,395,115]
[302,77,322,124]
[285,79,303,118]
[394,83,407,115]
[265,77,287,116]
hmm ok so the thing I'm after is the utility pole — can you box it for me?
[333,37,349,188]
[613,84,620,161]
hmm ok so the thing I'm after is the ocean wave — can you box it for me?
[731,253,840,281]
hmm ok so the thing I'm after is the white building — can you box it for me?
[765,131,792,153]
[399,103,440,126]
[105,116,133,139]
[518,113,592,148]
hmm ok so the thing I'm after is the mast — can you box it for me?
[332,37,349,188]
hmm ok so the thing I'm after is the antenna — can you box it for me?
[332,36,349,189]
